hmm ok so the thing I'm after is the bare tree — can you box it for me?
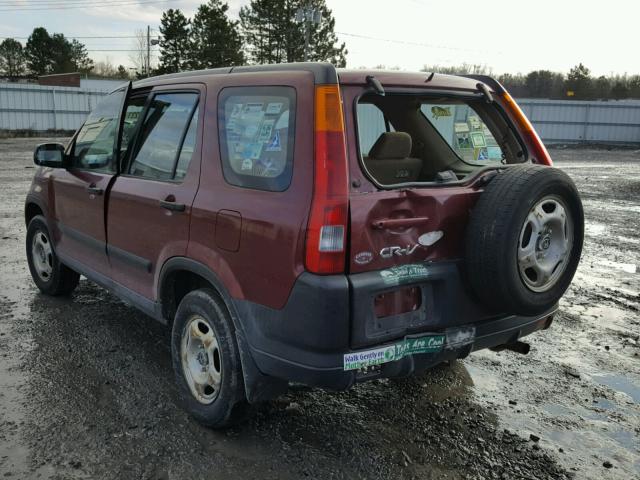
[93,56,117,77]
[129,29,148,76]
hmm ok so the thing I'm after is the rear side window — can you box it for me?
[129,92,199,181]
[218,86,296,191]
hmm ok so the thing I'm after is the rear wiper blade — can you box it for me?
[476,82,494,103]
[366,75,385,96]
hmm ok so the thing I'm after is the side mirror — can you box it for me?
[34,143,67,168]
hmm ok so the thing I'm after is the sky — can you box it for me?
[1,0,639,76]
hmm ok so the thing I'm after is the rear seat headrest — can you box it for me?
[368,132,412,159]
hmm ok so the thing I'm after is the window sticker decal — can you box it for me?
[266,102,283,115]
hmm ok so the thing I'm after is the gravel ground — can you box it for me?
[0,138,638,480]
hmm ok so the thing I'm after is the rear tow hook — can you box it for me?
[490,341,531,355]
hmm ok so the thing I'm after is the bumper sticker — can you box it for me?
[380,264,430,286]
[343,335,445,371]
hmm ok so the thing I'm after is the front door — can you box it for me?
[51,85,129,277]
[106,85,204,300]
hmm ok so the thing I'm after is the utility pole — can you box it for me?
[295,4,321,62]
[146,25,151,78]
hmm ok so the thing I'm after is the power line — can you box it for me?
[0,0,173,11]
[335,31,496,55]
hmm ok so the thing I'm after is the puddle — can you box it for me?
[591,374,640,403]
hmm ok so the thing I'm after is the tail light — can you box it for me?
[501,92,553,166]
[305,85,349,274]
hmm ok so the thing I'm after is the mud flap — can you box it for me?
[235,329,288,403]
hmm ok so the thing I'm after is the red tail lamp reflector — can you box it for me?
[305,85,349,274]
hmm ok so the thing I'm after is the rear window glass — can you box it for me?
[420,103,504,164]
[218,86,296,192]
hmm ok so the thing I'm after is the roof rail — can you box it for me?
[132,62,338,88]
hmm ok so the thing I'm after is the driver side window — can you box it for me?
[72,88,125,172]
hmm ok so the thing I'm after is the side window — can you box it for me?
[357,103,390,156]
[128,92,198,181]
[218,86,296,192]
[174,107,199,181]
[420,103,504,164]
[72,88,125,172]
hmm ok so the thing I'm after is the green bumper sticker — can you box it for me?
[380,264,430,286]
[343,335,446,371]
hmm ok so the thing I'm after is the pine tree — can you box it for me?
[158,9,191,74]
[25,27,52,75]
[239,0,347,66]
[191,0,244,69]
[0,38,26,79]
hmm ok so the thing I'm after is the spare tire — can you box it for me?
[465,164,584,315]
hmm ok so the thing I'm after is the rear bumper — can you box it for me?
[233,262,556,390]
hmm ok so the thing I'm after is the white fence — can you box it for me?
[1,83,640,145]
[0,83,109,132]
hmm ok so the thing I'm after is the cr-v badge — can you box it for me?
[380,231,444,259]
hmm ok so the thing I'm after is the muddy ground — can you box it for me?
[0,138,638,480]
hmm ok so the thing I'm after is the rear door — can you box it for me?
[342,86,512,275]
[106,84,203,300]
[51,84,130,277]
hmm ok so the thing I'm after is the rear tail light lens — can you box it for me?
[318,225,345,252]
[305,85,349,274]
[501,92,553,166]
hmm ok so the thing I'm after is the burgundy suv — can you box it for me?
[25,63,583,427]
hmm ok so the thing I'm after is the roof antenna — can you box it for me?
[425,72,435,82]
[366,75,385,96]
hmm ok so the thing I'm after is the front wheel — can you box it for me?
[171,289,247,428]
[26,215,79,296]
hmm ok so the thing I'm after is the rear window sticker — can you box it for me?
[266,102,283,115]
[487,146,502,160]
[247,142,263,160]
[266,130,282,152]
[244,123,260,139]
[258,119,275,142]
[242,103,263,114]
[241,158,253,171]
[230,103,243,118]
[470,131,487,148]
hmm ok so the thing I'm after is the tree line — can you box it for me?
[0,28,94,79]
[421,63,640,100]
[0,0,346,80]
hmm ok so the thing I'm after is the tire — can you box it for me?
[171,288,247,428]
[26,215,79,296]
[465,164,584,315]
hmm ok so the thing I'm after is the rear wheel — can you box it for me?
[171,289,247,428]
[26,215,79,296]
[465,165,584,315]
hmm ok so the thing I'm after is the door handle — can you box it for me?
[160,199,186,212]
[371,216,430,230]
[86,184,103,195]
